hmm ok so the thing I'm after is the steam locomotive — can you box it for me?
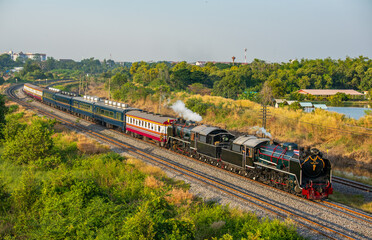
[23,83,333,200]
[167,122,333,199]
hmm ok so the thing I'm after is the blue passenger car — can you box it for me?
[93,100,138,131]
[71,96,95,120]
[42,89,57,106]
[54,92,73,112]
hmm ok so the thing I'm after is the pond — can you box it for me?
[326,107,371,120]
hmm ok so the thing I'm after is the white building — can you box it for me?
[6,51,47,61]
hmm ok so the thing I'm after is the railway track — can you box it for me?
[332,176,372,192]
[7,84,372,239]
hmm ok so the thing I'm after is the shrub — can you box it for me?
[2,118,55,165]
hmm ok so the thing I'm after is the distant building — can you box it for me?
[195,61,206,66]
[299,102,314,113]
[274,99,328,112]
[6,51,47,61]
[274,99,287,108]
[298,89,364,99]
[313,104,328,110]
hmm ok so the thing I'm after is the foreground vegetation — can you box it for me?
[0,106,302,239]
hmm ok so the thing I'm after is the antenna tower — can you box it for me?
[244,48,247,64]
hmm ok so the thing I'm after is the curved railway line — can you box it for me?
[6,83,372,240]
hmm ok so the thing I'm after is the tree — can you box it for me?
[212,72,245,99]
[171,68,191,90]
[0,95,7,138]
[110,72,128,89]
[260,81,274,106]
[328,92,348,106]
[2,119,55,165]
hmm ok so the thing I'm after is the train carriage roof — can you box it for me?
[43,88,57,94]
[72,96,96,105]
[94,100,138,112]
[54,92,74,100]
[24,83,44,91]
[192,125,231,136]
[126,110,175,124]
[233,135,270,148]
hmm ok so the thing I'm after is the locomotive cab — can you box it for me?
[191,125,235,158]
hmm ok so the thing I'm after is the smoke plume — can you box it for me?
[251,126,272,138]
[171,100,202,122]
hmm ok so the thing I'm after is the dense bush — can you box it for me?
[1,118,56,166]
[186,97,215,116]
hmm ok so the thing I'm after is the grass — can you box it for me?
[333,170,372,186]
[328,191,372,213]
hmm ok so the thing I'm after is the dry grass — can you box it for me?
[86,82,109,99]
[0,83,12,93]
[53,123,70,133]
[126,158,165,177]
[57,131,110,155]
[329,191,372,213]
[144,175,164,189]
[164,188,193,205]
[210,220,225,230]
[77,138,109,155]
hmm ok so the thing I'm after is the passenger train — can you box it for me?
[23,83,333,199]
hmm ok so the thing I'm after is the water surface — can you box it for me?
[326,107,371,120]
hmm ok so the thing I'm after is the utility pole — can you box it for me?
[108,77,111,100]
[260,104,270,138]
[86,74,90,95]
[79,76,83,95]
[261,104,267,130]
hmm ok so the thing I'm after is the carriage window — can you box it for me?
[199,135,207,142]
[232,144,240,152]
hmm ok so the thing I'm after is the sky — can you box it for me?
[0,0,371,63]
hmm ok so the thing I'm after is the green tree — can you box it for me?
[328,92,348,106]
[212,72,245,99]
[0,95,8,137]
[2,119,55,165]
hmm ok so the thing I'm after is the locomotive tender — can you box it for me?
[23,83,333,200]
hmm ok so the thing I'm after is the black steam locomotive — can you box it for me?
[167,121,333,199]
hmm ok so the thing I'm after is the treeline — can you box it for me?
[1,53,371,100]
[106,57,372,102]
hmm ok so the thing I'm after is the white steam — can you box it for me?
[251,126,272,138]
[171,100,202,122]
